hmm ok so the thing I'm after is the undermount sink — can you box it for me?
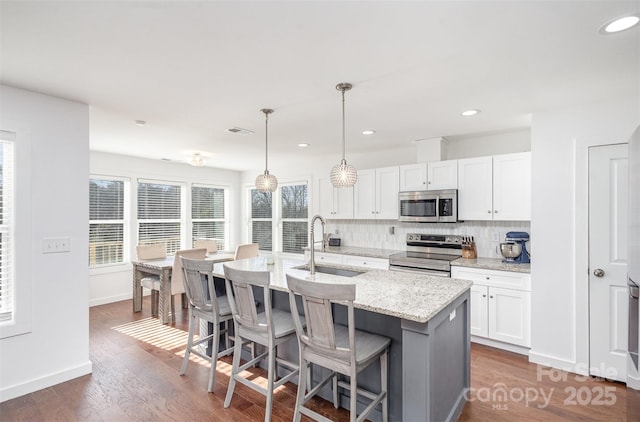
[295,264,364,278]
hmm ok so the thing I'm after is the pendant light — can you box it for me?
[255,108,278,192]
[330,82,357,187]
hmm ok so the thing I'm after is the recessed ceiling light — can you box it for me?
[600,15,640,34]
[461,109,480,117]
[362,130,376,135]
[135,120,146,126]
[298,143,309,147]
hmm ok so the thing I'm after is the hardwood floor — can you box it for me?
[1,297,638,421]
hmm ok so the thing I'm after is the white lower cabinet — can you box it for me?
[303,251,389,270]
[452,266,531,349]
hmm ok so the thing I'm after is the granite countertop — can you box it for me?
[215,256,472,324]
[305,245,403,259]
[451,257,531,273]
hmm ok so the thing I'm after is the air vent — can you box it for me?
[225,127,254,135]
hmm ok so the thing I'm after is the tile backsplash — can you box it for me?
[323,219,532,259]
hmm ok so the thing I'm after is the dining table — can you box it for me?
[132,252,235,324]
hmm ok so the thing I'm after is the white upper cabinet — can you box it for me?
[399,163,427,191]
[427,160,458,190]
[354,166,400,219]
[492,152,531,220]
[317,177,353,219]
[457,152,531,221]
[399,160,457,191]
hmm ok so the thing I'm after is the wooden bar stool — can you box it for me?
[223,264,301,422]
[286,274,390,422]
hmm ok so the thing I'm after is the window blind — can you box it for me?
[192,185,226,250]
[281,184,308,254]
[89,178,125,266]
[0,133,15,322]
[250,189,272,251]
[137,181,183,254]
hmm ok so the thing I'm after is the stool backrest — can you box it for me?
[194,239,218,253]
[286,274,355,362]
[136,243,167,261]
[180,257,217,310]
[234,243,259,260]
[171,248,207,295]
[223,265,271,336]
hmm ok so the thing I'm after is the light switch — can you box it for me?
[43,237,71,253]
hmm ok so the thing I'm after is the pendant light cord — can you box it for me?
[264,111,269,172]
[341,88,346,161]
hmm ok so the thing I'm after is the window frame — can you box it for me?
[89,174,130,269]
[279,181,309,255]
[190,183,229,251]
[136,178,187,255]
[0,128,32,339]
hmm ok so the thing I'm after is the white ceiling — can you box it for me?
[1,1,639,171]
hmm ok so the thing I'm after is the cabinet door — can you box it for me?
[493,152,531,221]
[317,177,335,217]
[354,169,376,219]
[343,255,389,270]
[488,287,531,347]
[470,285,489,337]
[334,185,354,219]
[375,166,400,219]
[399,163,427,191]
[427,160,458,190]
[457,156,493,220]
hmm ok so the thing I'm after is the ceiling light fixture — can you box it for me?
[330,82,357,188]
[461,109,480,117]
[362,130,376,135]
[600,14,640,34]
[255,108,278,192]
[190,153,205,167]
[298,143,309,147]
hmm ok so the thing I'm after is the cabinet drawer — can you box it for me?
[343,255,389,270]
[451,266,530,291]
[312,252,343,265]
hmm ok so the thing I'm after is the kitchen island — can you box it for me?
[214,256,472,422]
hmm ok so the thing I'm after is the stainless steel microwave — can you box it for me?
[398,189,458,223]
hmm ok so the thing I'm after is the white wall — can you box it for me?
[446,128,531,159]
[0,85,92,401]
[89,151,242,306]
[529,96,639,373]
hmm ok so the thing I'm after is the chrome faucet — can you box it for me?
[309,215,326,275]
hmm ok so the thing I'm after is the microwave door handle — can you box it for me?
[435,195,440,220]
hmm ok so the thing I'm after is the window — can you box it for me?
[0,134,14,322]
[250,189,272,251]
[89,177,127,266]
[281,183,308,254]
[137,180,184,254]
[192,185,227,250]
[248,181,309,254]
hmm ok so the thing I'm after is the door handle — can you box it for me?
[593,268,605,277]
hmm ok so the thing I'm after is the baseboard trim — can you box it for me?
[0,360,93,403]
[90,292,151,307]
[528,350,588,376]
[471,336,530,356]
[627,372,640,390]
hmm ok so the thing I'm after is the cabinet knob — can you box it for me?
[372,211,375,214]
[485,277,490,280]
[490,295,494,299]
[482,294,487,298]
[487,210,492,213]
[494,210,498,213]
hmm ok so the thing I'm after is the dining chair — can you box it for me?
[136,243,167,317]
[286,273,390,422]
[179,256,234,392]
[223,264,302,422]
[234,243,259,260]
[194,238,218,254]
[169,248,208,322]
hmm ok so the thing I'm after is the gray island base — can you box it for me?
[216,257,472,422]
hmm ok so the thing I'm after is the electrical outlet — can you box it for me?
[43,237,71,254]
[491,231,500,242]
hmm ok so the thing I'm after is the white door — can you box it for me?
[470,285,489,337]
[399,163,427,191]
[493,152,531,220]
[334,185,353,219]
[354,168,376,219]
[589,143,629,381]
[317,177,334,217]
[427,160,458,190]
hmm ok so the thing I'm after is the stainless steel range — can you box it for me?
[389,233,463,277]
